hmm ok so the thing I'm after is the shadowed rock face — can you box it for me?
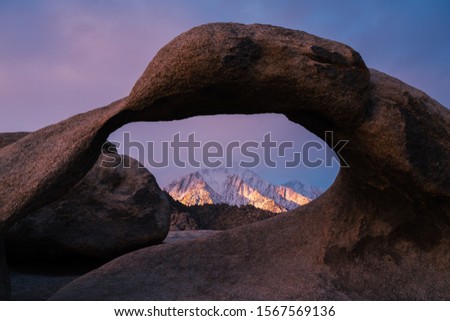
[0,23,449,300]
[0,239,10,300]
[5,149,171,262]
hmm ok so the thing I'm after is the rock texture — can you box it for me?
[164,230,221,245]
[5,145,171,261]
[0,132,29,149]
[0,23,449,300]
[8,230,221,301]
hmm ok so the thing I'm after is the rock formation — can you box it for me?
[5,143,171,261]
[0,23,448,300]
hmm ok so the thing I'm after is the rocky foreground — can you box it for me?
[0,23,449,300]
[1,134,274,263]
[6,142,171,262]
[9,230,221,300]
[0,134,279,300]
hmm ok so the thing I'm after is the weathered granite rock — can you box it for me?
[0,23,448,300]
[5,147,171,261]
[0,101,126,235]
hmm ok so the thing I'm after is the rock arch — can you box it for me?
[0,23,449,299]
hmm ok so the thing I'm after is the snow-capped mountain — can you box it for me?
[283,179,323,200]
[164,168,321,213]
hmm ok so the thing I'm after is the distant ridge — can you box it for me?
[164,167,322,213]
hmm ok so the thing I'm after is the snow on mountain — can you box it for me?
[283,179,323,199]
[164,168,320,213]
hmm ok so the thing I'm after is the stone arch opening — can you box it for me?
[107,113,340,208]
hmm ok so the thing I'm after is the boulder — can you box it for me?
[5,146,171,261]
[0,23,448,300]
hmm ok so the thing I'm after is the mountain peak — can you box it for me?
[164,168,321,213]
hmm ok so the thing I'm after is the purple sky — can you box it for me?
[1,0,449,189]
